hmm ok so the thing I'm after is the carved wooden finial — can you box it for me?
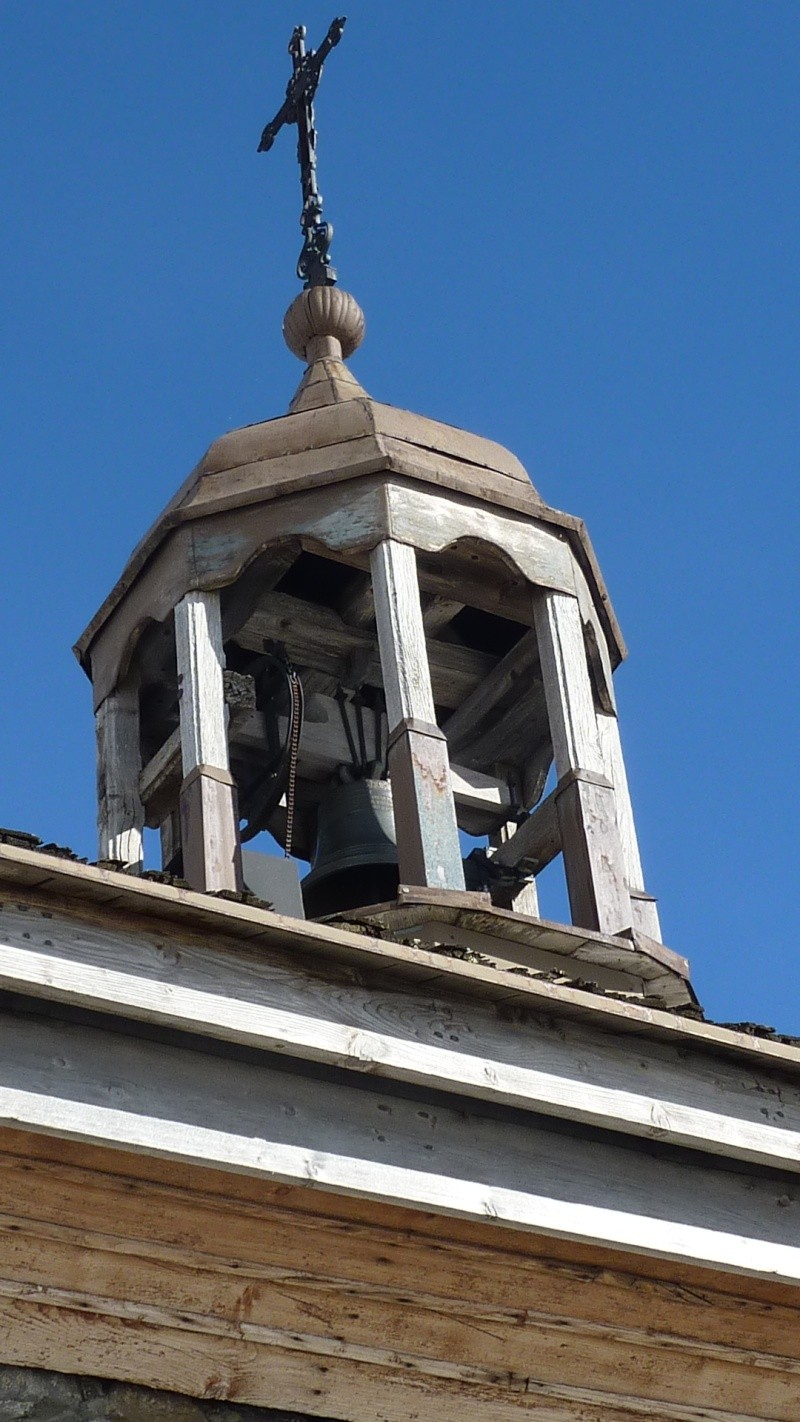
[283,285,365,364]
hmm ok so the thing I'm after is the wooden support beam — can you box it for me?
[337,573,375,628]
[140,697,513,832]
[583,616,616,715]
[94,684,144,869]
[174,590,241,893]
[220,545,299,642]
[489,821,541,915]
[554,768,632,937]
[442,630,541,757]
[534,592,630,937]
[492,790,560,873]
[138,730,181,824]
[415,558,533,627]
[456,687,549,779]
[597,710,662,941]
[421,595,465,635]
[237,590,495,710]
[371,539,465,892]
[448,763,513,827]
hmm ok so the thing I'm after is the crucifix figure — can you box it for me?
[258,17,347,289]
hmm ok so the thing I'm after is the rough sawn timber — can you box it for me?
[1,1130,800,1421]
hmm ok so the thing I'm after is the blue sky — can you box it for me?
[0,2,798,1029]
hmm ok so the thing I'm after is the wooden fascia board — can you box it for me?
[3,1006,800,1285]
[73,447,392,678]
[0,846,794,1073]
[0,896,798,1176]
[75,462,624,689]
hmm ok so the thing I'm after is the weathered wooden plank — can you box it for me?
[198,399,377,475]
[349,894,687,988]
[373,402,531,483]
[371,539,465,891]
[384,482,577,599]
[7,1220,797,1409]
[387,915,644,992]
[94,684,144,868]
[5,1195,795,1383]
[2,1294,746,1422]
[189,433,389,512]
[448,763,513,823]
[0,842,793,1071]
[2,1009,800,1283]
[0,930,755,1162]
[5,1137,800,1361]
[2,1233,799,1422]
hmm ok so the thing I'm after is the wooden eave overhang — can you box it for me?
[3,841,800,1298]
[0,843,793,1075]
[73,398,626,679]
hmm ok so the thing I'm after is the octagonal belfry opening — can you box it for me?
[76,282,681,1000]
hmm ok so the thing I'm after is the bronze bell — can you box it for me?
[302,777,399,918]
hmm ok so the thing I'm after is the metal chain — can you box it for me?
[284,670,302,858]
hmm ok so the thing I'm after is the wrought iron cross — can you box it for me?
[258,17,346,289]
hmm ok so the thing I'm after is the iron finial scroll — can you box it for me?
[258,17,347,289]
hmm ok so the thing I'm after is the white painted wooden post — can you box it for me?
[597,711,662,941]
[534,591,630,936]
[370,539,465,891]
[174,590,242,893]
[95,683,144,869]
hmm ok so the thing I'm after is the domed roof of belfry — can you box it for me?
[75,282,626,694]
[168,284,543,525]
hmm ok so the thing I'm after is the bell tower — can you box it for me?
[75,17,691,1008]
